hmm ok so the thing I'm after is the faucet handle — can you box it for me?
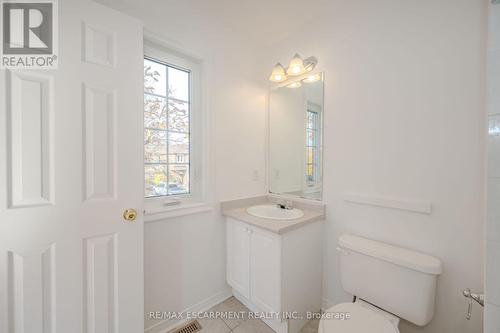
[285,200,293,210]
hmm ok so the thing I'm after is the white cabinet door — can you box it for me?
[227,219,251,299]
[0,2,144,333]
[250,228,281,314]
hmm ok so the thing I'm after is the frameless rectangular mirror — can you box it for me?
[269,73,324,201]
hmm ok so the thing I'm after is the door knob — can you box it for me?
[123,209,138,222]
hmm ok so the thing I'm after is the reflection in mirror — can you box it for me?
[269,73,324,200]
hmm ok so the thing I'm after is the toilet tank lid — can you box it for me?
[339,234,442,275]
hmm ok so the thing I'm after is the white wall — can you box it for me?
[485,1,500,332]
[266,1,487,332]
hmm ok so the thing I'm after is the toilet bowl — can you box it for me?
[319,300,400,333]
[318,234,442,333]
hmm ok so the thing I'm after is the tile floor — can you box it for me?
[171,297,319,333]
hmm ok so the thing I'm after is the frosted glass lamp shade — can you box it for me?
[269,63,287,82]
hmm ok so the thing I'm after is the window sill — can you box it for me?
[144,202,213,222]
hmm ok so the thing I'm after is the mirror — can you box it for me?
[269,73,324,200]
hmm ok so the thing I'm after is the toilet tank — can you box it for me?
[338,234,442,326]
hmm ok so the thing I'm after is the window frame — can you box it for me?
[143,39,209,219]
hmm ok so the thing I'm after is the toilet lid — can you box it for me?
[319,303,399,333]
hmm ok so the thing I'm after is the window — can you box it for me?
[305,102,320,186]
[142,41,209,220]
[143,56,191,198]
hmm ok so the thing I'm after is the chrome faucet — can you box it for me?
[277,200,294,210]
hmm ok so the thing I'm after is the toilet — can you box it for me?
[319,234,442,333]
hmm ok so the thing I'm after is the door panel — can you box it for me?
[0,1,144,332]
[8,71,54,208]
[80,2,144,333]
[7,244,56,333]
[83,234,118,333]
[228,220,251,299]
[250,228,281,314]
[82,84,117,201]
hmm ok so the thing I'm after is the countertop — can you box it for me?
[221,196,325,235]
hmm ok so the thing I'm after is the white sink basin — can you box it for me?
[246,205,304,220]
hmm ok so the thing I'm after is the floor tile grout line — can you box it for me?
[220,318,232,332]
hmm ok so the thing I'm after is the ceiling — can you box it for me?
[95,0,331,47]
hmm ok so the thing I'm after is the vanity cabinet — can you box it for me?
[226,217,323,333]
[227,220,252,299]
[227,219,281,313]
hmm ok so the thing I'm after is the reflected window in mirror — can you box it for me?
[306,102,321,187]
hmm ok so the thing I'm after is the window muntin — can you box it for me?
[144,57,191,198]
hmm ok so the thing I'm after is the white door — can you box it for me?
[250,228,281,314]
[0,1,144,333]
[227,219,251,299]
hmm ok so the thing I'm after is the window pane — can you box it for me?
[168,99,190,133]
[144,59,167,96]
[307,113,314,129]
[145,164,168,197]
[306,147,315,164]
[307,111,318,129]
[168,132,189,163]
[306,164,314,177]
[168,164,189,195]
[144,129,167,163]
[168,67,189,101]
[144,94,167,129]
[144,56,191,198]
[306,129,316,146]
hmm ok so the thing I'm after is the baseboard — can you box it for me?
[144,289,232,333]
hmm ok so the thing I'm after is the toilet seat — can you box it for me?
[319,302,399,333]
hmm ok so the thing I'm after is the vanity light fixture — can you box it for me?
[269,62,287,82]
[269,54,318,82]
[286,81,302,88]
[302,72,322,83]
